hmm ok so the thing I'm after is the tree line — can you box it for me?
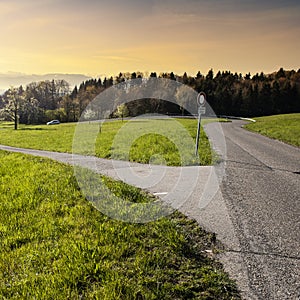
[0,80,70,129]
[0,68,299,128]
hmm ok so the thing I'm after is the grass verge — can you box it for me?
[0,150,240,299]
[244,113,300,147]
[0,118,218,166]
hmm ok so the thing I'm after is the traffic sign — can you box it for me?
[197,92,206,106]
[195,91,207,156]
[199,106,206,115]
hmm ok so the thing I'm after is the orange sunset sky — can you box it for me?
[1,0,300,78]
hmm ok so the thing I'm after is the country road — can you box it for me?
[0,119,299,299]
[205,120,300,300]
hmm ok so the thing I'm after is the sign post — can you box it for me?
[195,92,206,156]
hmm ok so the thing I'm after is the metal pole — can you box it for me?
[195,107,202,156]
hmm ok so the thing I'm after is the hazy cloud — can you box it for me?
[0,0,299,76]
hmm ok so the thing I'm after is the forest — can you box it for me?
[0,67,299,126]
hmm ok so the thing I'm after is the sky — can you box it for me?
[1,0,300,79]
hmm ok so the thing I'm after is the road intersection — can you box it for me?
[1,120,299,299]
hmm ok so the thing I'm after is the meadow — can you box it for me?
[244,113,300,147]
[0,151,240,299]
[0,118,217,166]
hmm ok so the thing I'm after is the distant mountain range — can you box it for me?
[0,72,92,94]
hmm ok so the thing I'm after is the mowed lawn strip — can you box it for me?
[244,113,300,147]
[0,151,241,299]
[0,118,217,166]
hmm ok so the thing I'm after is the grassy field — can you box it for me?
[244,113,300,147]
[0,118,217,166]
[0,151,240,299]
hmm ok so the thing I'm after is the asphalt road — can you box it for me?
[0,119,299,299]
[204,120,300,300]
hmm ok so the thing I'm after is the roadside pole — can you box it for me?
[195,92,206,156]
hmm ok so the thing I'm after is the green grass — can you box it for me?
[244,113,300,147]
[0,118,217,166]
[0,150,241,299]
[0,121,75,153]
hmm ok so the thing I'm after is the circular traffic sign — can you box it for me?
[197,92,206,106]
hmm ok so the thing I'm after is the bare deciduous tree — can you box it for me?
[0,86,24,130]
